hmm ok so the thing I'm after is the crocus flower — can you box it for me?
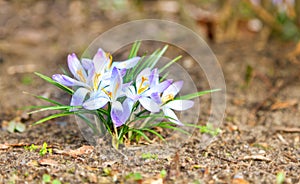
[83,67,132,127]
[52,49,110,108]
[52,48,140,109]
[125,68,172,113]
[158,81,194,125]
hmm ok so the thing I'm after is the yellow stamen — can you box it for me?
[93,73,101,91]
[106,53,113,69]
[162,94,174,103]
[137,76,149,94]
[102,88,112,98]
[77,70,86,82]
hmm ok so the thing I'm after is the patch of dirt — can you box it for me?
[0,1,299,183]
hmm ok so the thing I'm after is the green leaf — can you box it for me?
[128,41,141,59]
[184,123,220,136]
[33,112,74,125]
[23,91,63,106]
[159,71,169,82]
[75,114,98,134]
[52,180,61,184]
[42,174,51,183]
[159,55,182,73]
[176,89,221,100]
[128,45,169,81]
[130,129,151,142]
[39,142,48,156]
[276,171,285,184]
[245,65,253,86]
[35,72,74,94]
[126,172,142,181]
[153,122,191,135]
[160,169,167,178]
[141,128,165,142]
[127,113,167,125]
[141,152,158,159]
[28,105,75,114]
[149,45,168,69]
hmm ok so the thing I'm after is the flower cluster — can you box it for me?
[52,48,194,127]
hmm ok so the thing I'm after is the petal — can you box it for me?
[164,100,194,111]
[149,68,159,87]
[122,98,134,117]
[139,97,160,113]
[162,80,183,99]
[125,86,140,101]
[150,92,162,104]
[83,96,109,110]
[111,101,125,127]
[112,98,134,127]
[93,48,107,73]
[136,67,151,87]
[114,57,140,69]
[52,74,88,87]
[119,68,127,77]
[110,67,123,101]
[70,88,90,106]
[162,107,183,126]
[145,79,173,95]
[81,58,93,71]
[68,53,87,81]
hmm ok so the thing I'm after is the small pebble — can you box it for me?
[233,172,244,179]
[258,150,266,154]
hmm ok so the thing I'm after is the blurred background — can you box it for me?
[0,0,299,111]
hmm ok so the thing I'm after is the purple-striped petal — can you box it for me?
[150,92,162,104]
[162,80,183,99]
[125,86,140,101]
[70,88,89,106]
[52,74,88,87]
[114,57,140,69]
[82,96,109,110]
[93,48,107,73]
[81,58,93,71]
[162,107,183,126]
[149,68,159,87]
[67,53,87,81]
[145,79,173,96]
[110,67,122,101]
[139,97,160,113]
[164,100,194,111]
[111,101,124,127]
[111,99,133,127]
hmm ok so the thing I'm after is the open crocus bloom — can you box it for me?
[125,68,172,113]
[83,67,133,127]
[51,47,195,128]
[52,48,140,109]
[159,81,194,125]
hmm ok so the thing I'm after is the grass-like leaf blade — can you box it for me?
[130,129,152,142]
[28,105,75,114]
[176,89,222,100]
[140,128,165,142]
[159,55,182,74]
[35,72,74,95]
[33,112,74,125]
[128,41,141,59]
[23,91,63,106]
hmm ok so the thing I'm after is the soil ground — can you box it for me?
[0,1,299,184]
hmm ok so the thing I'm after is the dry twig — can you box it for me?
[239,155,271,162]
